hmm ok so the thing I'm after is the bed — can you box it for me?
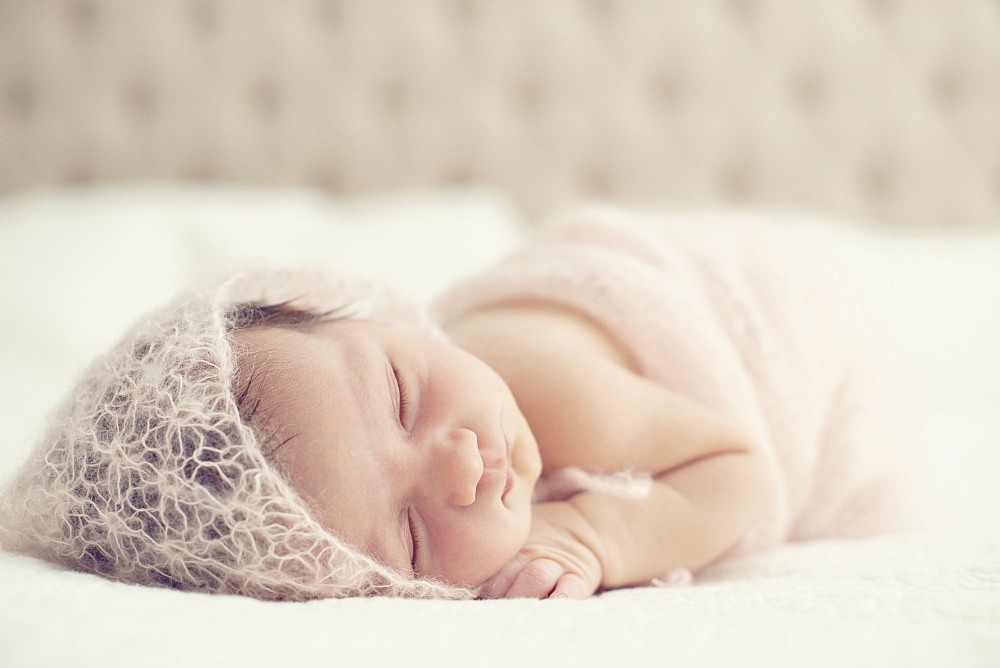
[2,1,999,665]
[0,184,998,667]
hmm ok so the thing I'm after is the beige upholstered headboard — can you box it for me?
[2,0,998,226]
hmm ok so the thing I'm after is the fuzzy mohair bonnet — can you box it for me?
[0,267,473,601]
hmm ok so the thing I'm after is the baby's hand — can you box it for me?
[482,501,603,600]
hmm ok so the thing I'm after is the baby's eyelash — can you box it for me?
[392,364,410,425]
[407,506,421,572]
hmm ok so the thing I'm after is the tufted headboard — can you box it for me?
[2,0,998,226]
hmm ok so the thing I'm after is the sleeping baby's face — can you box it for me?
[235,319,542,587]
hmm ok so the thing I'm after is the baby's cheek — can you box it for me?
[435,516,526,587]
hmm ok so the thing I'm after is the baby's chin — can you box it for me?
[440,527,532,591]
[470,550,524,595]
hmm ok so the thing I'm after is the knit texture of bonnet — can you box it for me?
[0,267,473,601]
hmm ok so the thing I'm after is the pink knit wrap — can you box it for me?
[0,267,472,600]
[436,207,923,555]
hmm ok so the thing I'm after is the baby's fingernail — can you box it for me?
[551,592,569,599]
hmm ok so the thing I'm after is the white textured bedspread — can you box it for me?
[0,186,997,667]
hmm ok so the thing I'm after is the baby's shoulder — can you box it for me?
[445,303,653,471]
[444,302,635,380]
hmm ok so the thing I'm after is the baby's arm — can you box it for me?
[486,417,774,598]
[532,450,772,596]
[449,305,777,598]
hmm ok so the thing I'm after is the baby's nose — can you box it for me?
[437,428,483,507]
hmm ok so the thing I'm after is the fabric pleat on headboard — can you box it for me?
[1,0,998,226]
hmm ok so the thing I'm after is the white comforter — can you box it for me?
[0,185,997,667]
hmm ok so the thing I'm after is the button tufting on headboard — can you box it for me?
[68,0,100,36]
[251,81,280,121]
[123,81,155,122]
[863,158,892,203]
[790,71,824,110]
[189,3,217,35]
[3,82,35,121]
[1,0,998,226]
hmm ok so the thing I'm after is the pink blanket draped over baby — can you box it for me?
[435,207,923,557]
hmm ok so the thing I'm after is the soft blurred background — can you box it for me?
[2,0,999,227]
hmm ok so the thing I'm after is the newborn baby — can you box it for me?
[0,207,921,600]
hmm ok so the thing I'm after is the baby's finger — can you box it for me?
[480,554,531,599]
[504,558,565,599]
[548,572,591,600]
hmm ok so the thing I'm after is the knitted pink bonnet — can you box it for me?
[0,267,473,601]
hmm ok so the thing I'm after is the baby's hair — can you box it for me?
[229,301,336,333]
